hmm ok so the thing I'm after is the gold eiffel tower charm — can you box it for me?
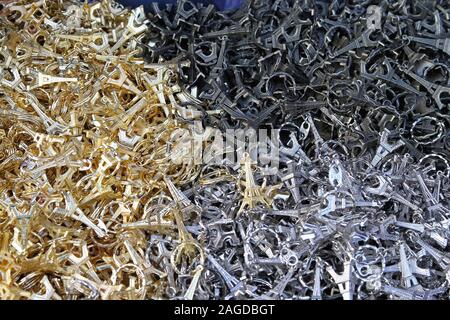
[237,153,272,216]
[164,176,202,219]
[0,197,36,252]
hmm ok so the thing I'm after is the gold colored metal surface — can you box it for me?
[0,0,203,299]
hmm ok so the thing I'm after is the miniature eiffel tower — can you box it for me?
[164,176,202,219]
[237,153,271,216]
[1,198,36,251]
[280,161,303,203]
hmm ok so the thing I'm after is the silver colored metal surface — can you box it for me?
[141,0,450,300]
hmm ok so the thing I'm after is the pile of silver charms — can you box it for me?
[141,0,450,300]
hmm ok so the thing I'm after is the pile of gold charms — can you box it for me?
[0,0,209,299]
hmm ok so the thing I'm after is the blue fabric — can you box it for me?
[117,0,243,11]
